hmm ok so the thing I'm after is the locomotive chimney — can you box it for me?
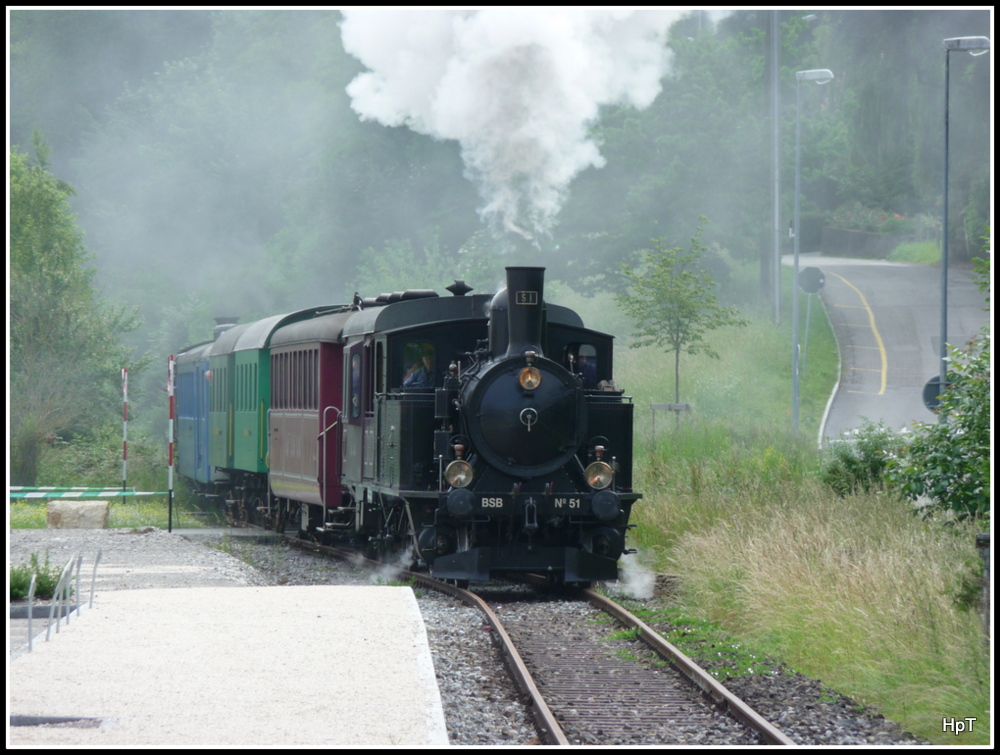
[503,266,545,359]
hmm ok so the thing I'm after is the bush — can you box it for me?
[828,201,891,233]
[9,550,67,600]
[820,419,902,497]
[887,332,990,522]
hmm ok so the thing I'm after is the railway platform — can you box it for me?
[7,528,449,747]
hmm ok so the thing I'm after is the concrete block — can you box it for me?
[46,501,109,529]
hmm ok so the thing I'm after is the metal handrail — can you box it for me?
[90,549,103,608]
[46,557,76,640]
[27,574,37,652]
[319,405,341,519]
[22,549,102,653]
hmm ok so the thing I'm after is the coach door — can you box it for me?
[342,342,364,484]
[360,338,377,481]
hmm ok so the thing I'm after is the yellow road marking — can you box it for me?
[829,272,887,395]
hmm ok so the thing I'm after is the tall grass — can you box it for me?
[661,484,988,745]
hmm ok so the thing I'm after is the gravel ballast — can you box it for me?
[9,528,928,746]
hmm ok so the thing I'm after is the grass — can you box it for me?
[888,240,941,264]
[660,485,989,744]
[620,600,776,680]
[9,497,212,530]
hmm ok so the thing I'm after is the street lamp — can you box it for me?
[938,36,990,420]
[792,68,833,432]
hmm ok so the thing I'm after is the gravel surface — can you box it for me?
[9,528,929,746]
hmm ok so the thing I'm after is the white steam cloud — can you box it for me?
[340,9,683,240]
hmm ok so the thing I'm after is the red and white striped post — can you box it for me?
[121,367,128,491]
[167,355,176,533]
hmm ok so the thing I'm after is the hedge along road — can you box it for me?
[786,254,989,445]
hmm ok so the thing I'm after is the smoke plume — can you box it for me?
[340,9,682,240]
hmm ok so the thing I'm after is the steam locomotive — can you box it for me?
[174,267,640,583]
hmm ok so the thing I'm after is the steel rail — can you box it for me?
[582,587,796,746]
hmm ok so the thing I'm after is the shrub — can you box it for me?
[820,419,903,497]
[887,332,990,522]
[9,550,67,600]
[828,201,891,233]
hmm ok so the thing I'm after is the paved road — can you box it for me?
[788,254,989,444]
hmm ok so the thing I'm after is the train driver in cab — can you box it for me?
[404,347,435,388]
[567,344,598,389]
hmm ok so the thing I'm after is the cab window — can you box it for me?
[566,343,599,389]
[401,341,435,389]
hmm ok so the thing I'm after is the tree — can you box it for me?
[617,218,749,406]
[9,138,142,485]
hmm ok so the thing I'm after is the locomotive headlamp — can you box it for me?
[584,461,614,490]
[518,366,542,390]
[445,459,474,488]
[585,445,612,490]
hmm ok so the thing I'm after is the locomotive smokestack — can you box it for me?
[504,266,545,358]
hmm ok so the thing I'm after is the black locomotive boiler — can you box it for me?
[176,266,640,584]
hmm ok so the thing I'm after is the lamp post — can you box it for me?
[938,37,990,419]
[792,68,834,432]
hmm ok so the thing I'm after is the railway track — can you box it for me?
[286,536,793,746]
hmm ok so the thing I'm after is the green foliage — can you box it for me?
[887,241,940,265]
[9,551,66,600]
[820,419,901,497]
[887,333,990,522]
[827,200,894,232]
[617,218,749,404]
[9,139,144,485]
[36,425,164,492]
